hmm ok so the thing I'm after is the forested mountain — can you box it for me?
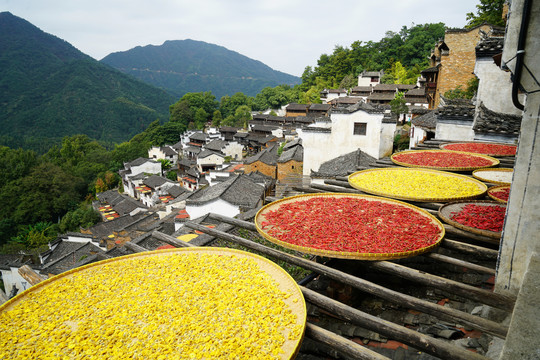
[0,12,176,152]
[100,39,301,99]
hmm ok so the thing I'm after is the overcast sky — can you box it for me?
[2,0,478,77]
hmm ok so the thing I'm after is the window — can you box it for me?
[353,122,367,135]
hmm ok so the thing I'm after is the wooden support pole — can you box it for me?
[208,213,257,231]
[302,287,490,360]
[305,322,390,360]
[123,242,148,253]
[311,183,359,194]
[443,225,500,245]
[184,222,508,338]
[292,186,325,193]
[152,231,196,248]
[425,253,496,275]
[18,265,46,286]
[368,261,513,311]
[441,239,499,259]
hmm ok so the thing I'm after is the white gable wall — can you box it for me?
[435,122,474,141]
[186,199,240,220]
[299,110,385,176]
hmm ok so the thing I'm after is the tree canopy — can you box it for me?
[466,0,505,28]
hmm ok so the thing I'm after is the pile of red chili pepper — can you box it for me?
[443,143,517,156]
[450,204,506,232]
[489,187,510,202]
[392,151,494,168]
[260,197,442,254]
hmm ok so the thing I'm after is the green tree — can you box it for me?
[219,92,254,118]
[166,170,178,182]
[390,92,409,120]
[12,222,55,250]
[59,205,101,233]
[194,108,208,129]
[466,0,505,28]
[234,105,252,129]
[212,110,223,127]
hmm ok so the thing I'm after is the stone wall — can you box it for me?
[435,25,492,106]
[277,160,303,181]
[244,161,277,179]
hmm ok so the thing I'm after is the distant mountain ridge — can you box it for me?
[101,39,301,99]
[0,12,176,151]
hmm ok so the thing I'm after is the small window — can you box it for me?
[353,122,367,135]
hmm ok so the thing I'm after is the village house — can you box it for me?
[181,166,207,192]
[184,175,265,222]
[426,23,503,108]
[205,163,244,187]
[139,175,177,207]
[298,101,395,176]
[244,144,279,179]
[285,103,309,117]
[219,126,240,141]
[308,103,332,117]
[204,138,243,161]
[196,149,225,173]
[319,89,348,104]
[119,158,161,199]
[310,149,375,184]
[148,145,178,166]
[357,70,384,87]
[367,83,415,106]
[277,140,303,181]
[350,85,374,101]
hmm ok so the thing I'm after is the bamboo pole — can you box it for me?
[305,323,390,360]
[183,222,508,338]
[425,253,496,275]
[302,287,490,360]
[441,239,499,259]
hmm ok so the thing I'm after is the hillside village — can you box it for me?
[1,3,540,358]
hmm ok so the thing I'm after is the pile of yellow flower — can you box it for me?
[349,168,486,201]
[0,249,305,359]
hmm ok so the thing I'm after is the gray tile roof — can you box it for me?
[41,242,104,275]
[187,175,264,208]
[245,145,278,165]
[332,100,384,115]
[309,104,332,111]
[198,149,224,159]
[311,149,375,178]
[161,146,178,156]
[204,139,227,152]
[143,175,169,189]
[167,185,186,198]
[126,157,154,167]
[368,93,396,101]
[97,190,147,216]
[220,126,241,133]
[405,88,425,97]
[185,146,202,154]
[278,145,303,163]
[189,132,207,141]
[473,103,522,136]
[286,103,309,111]
[411,110,437,130]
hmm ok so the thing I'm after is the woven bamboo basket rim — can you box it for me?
[439,142,517,157]
[487,185,511,204]
[472,168,514,185]
[390,149,500,171]
[0,247,306,360]
[348,168,488,202]
[438,200,506,239]
[255,193,445,261]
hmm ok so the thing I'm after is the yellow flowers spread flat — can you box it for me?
[349,168,487,201]
[0,249,305,359]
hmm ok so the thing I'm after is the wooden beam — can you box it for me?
[368,261,513,311]
[123,242,148,253]
[305,322,390,360]
[184,222,508,338]
[152,231,196,248]
[443,225,500,245]
[441,239,499,259]
[18,265,46,286]
[425,253,496,275]
[302,287,490,360]
[311,183,360,194]
[207,213,257,231]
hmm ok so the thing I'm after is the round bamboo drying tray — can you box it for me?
[438,200,506,239]
[0,248,306,360]
[255,193,445,260]
[488,185,511,203]
[348,168,488,202]
[390,150,499,171]
[439,142,517,157]
[472,168,513,185]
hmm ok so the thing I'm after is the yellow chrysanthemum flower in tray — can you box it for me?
[349,168,487,202]
[0,248,306,360]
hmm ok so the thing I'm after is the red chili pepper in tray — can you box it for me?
[261,197,441,254]
[450,204,506,232]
